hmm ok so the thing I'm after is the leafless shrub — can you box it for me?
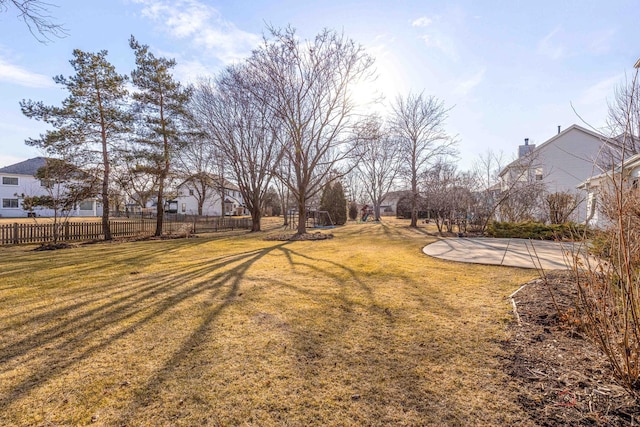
[572,63,640,400]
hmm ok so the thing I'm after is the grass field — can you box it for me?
[0,219,536,426]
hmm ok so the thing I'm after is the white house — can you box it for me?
[498,124,610,222]
[0,157,102,218]
[174,174,247,216]
[578,152,640,228]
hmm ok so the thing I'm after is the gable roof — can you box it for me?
[499,124,607,177]
[0,157,47,175]
[177,173,240,191]
[577,152,640,189]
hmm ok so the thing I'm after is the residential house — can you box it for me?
[379,190,411,217]
[174,174,247,216]
[577,152,640,228]
[0,157,102,218]
[498,124,609,222]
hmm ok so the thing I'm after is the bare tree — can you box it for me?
[191,69,282,231]
[272,157,293,226]
[476,148,547,224]
[390,92,456,227]
[497,158,547,223]
[606,75,640,158]
[241,26,375,234]
[1,0,66,42]
[353,114,401,221]
[113,162,158,216]
[545,191,581,224]
[19,158,99,243]
[471,149,506,232]
[174,131,223,216]
[423,160,473,234]
[573,62,640,399]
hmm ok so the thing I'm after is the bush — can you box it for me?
[486,221,588,240]
[348,201,358,221]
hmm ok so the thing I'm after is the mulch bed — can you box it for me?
[264,232,334,241]
[504,271,640,425]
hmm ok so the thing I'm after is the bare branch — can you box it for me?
[1,0,67,43]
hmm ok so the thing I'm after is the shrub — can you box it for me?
[348,201,358,221]
[486,221,588,240]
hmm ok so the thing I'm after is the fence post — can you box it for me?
[13,223,18,244]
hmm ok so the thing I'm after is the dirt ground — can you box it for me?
[504,271,640,426]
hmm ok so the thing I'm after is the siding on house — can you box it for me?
[499,124,609,222]
[0,157,101,218]
[175,175,246,216]
[578,152,640,228]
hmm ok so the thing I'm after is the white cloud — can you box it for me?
[132,0,260,64]
[411,16,432,27]
[537,28,565,60]
[173,59,213,83]
[0,58,53,88]
[420,33,458,60]
[454,68,486,96]
[588,28,615,55]
[578,73,624,106]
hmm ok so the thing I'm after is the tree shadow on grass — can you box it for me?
[0,242,290,416]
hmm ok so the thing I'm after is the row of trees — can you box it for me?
[22,37,190,238]
[22,26,461,237]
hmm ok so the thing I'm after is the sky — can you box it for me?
[0,0,638,171]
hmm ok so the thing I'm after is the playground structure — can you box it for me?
[358,205,375,223]
[286,208,335,230]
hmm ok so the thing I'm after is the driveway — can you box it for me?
[423,238,583,270]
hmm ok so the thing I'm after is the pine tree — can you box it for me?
[129,36,192,236]
[21,49,130,240]
[320,181,347,226]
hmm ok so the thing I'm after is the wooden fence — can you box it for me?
[0,216,252,246]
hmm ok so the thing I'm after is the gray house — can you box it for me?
[498,124,610,222]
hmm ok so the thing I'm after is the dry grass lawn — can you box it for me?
[0,219,536,426]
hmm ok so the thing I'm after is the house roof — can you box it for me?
[498,124,607,177]
[0,157,47,175]
[177,173,240,191]
[577,152,640,189]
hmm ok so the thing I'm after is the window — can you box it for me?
[2,177,18,185]
[40,179,54,188]
[182,203,186,213]
[189,189,194,196]
[2,198,19,208]
[79,200,94,210]
[535,167,543,181]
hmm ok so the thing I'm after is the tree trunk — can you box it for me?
[410,193,418,227]
[101,162,111,240]
[297,200,306,235]
[410,173,418,227]
[373,202,381,221]
[98,86,112,241]
[155,179,164,237]
[251,209,262,232]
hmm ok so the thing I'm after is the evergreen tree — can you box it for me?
[21,49,130,240]
[129,36,192,236]
[320,181,347,226]
[348,201,358,221]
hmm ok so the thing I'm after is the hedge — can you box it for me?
[486,221,588,240]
